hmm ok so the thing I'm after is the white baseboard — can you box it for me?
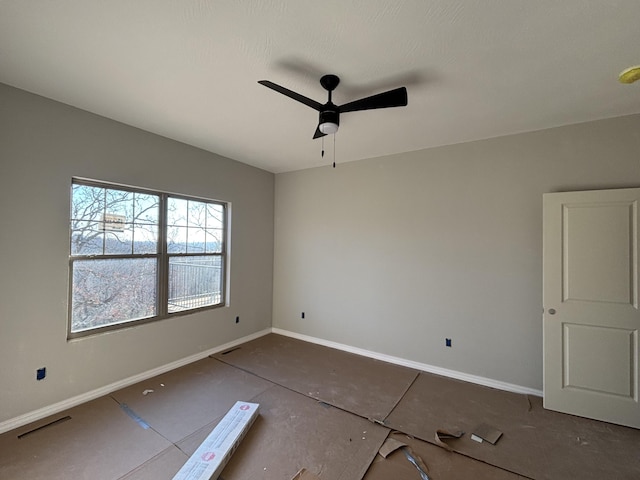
[2,326,541,435]
[272,328,543,397]
[0,328,271,435]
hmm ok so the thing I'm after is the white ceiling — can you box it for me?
[1,1,639,173]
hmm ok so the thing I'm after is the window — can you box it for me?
[69,179,227,338]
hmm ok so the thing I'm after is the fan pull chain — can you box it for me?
[321,136,325,158]
[333,133,336,168]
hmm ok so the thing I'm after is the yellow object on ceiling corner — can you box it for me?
[619,65,640,84]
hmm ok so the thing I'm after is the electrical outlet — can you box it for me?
[36,367,46,381]
[445,338,452,347]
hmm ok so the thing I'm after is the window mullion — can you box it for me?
[158,194,169,316]
[102,189,107,254]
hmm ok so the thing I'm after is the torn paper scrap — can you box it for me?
[472,424,503,445]
[434,428,464,451]
[378,436,431,480]
[378,437,408,458]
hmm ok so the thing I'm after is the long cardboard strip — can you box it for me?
[172,401,259,480]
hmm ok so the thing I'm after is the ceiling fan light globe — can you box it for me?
[319,122,339,135]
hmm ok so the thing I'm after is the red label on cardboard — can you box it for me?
[201,452,216,462]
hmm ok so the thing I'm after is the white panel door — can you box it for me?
[543,188,640,428]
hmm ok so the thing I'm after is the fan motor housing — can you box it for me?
[319,109,339,127]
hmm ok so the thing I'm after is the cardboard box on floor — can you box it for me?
[178,385,389,480]
[172,401,259,480]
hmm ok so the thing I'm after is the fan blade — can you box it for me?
[258,80,323,111]
[313,125,326,139]
[338,87,407,113]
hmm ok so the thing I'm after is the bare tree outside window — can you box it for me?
[69,180,227,337]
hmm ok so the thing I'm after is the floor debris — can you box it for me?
[434,428,464,451]
[472,424,503,445]
[378,436,431,480]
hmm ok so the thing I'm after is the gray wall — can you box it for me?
[0,83,274,423]
[3,78,639,423]
[273,114,640,391]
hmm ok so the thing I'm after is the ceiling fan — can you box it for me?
[258,74,408,139]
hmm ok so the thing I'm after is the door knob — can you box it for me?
[548,308,556,315]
